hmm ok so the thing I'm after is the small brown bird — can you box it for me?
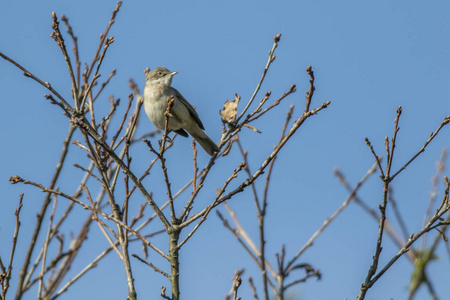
[143,67,219,155]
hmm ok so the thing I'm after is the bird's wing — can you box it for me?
[172,88,205,130]
[174,129,189,137]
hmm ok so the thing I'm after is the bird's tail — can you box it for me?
[190,131,219,156]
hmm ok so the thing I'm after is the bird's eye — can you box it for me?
[157,71,163,76]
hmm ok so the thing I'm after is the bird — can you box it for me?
[143,67,219,155]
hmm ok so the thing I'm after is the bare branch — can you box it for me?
[0,194,23,300]
[286,160,378,271]
[391,116,450,180]
[236,33,281,123]
[132,254,169,279]
[50,12,79,106]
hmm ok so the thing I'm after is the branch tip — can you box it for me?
[274,33,281,43]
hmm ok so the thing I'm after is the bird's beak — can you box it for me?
[170,71,178,76]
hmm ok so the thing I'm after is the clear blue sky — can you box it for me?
[1,1,450,299]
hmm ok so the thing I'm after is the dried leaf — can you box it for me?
[220,93,240,123]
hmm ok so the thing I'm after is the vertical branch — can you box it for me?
[358,178,390,300]
[249,276,259,300]
[261,105,294,300]
[234,138,268,299]
[81,36,115,121]
[38,195,58,300]
[0,194,23,300]
[60,15,81,91]
[192,140,198,190]
[358,110,400,300]
[304,66,315,113]
[364,177,450,292]
[168,228,181,300]
[386,107,402,177]
[161,97,177,223]
[50,12,79,107]
[233,276,242,300]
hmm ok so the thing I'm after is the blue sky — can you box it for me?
[1,1,450,299]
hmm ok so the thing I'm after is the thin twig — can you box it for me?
[177,164,246,249]
[249,276,259,300]
[304,66,315,113]
[0,51,75,115]
[183,99,330,228]
[334,166,417,262]
[361,179,449,294]
[132,254,170,279]
[50,12,79,107]
[60,15,80,91]
[422,148,447,248]
[386,107,402,177]
[9,176,168,260]
[391,116,450,180]
[84,1,122,82]
[285,161,378,271]
[111,94,134,149]
[38,194,58,299]
[192,140,198,190]
[364,138,385,178]
[247,85,296,123]
[217,211,277,293]
[236,33,281,123]
[12,124,76,298]
[357,112,450,300]
[0,194,23,300]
